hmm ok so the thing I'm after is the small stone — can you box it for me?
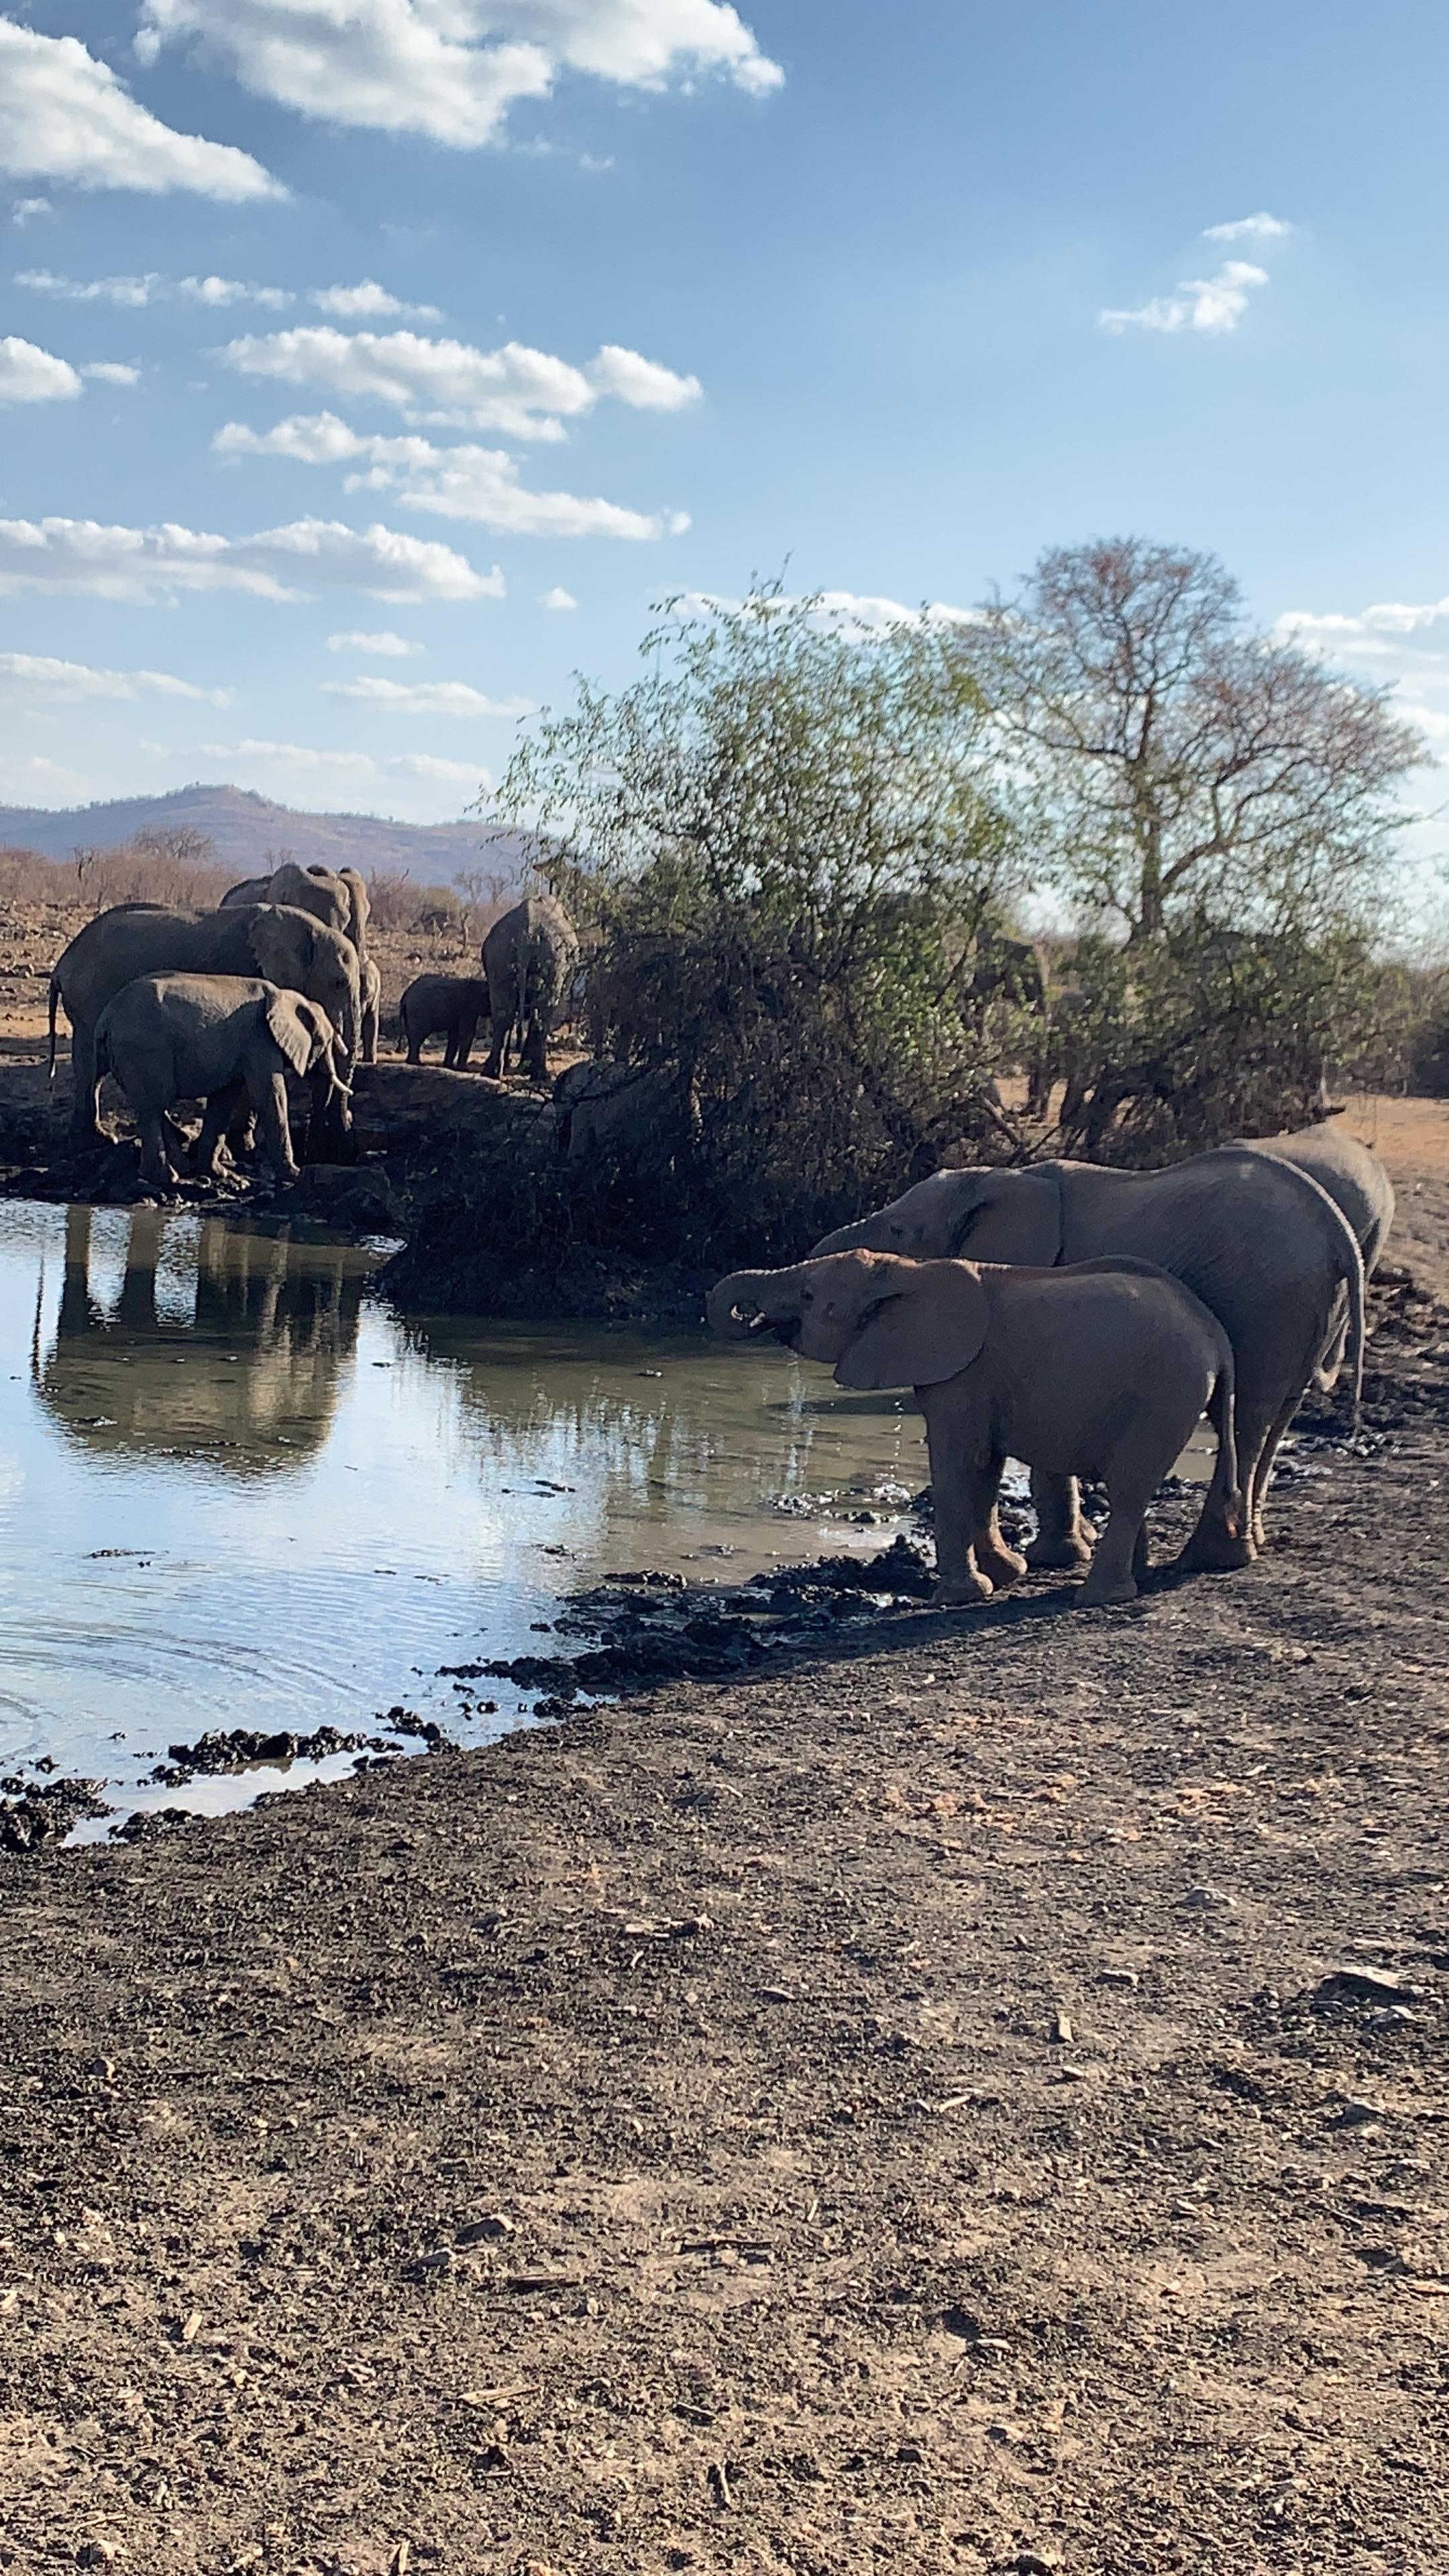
[1050,2012,1073,2044]
[1332,2098,1390,2129]
[1314,1968,1419,2008]
[1179,1885,1237,1912]
[177,2311,202,2344]
[76,2546,121,2569]
[1096,1969,1139,1989]
[456,2214,514,2245]
[85,2056,116,2081]
[413,2247,455,2275]
[1014,2554,1060,2575]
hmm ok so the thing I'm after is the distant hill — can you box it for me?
[0,784,523,885]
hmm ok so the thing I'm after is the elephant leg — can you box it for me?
[1176,1385,1270,1572]
[1078,1484,1150,1607]
[136,1110,176,1190]
[969,1464,1028,1592]
[1024,1468,1095,1569]
[443,1029,460,1069]
[482,1015,509,1079]
[924,1403,994,1605]
[455,1016,476,1069]
[194,1080,246,1178]
[406,1029,422,1065]
[250,1069,300,1188]
[69,1024,101,1143]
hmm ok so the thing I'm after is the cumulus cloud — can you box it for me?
[0,650,229,704]
[0,335,81,405]
[219,325,700,439]
[322,674,531,717]
[134,0,782,150]
[1100,258,1269,336]
[215,411,689,539]
[1202,212,1293,244]
[17,268,292,309]
[541,585,577,610]
[83,361,141,386]
[182,274,292,309]
[0,513,502,602]
[391,752,487,784]
[0,22,282,201]
[327,627,423,655]
[311,280,441,322]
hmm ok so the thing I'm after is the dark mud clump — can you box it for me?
[151,1723,377,1786]
[0,1774,110,1851]
[443,1534,938,1704]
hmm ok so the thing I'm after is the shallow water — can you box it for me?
[0,1201,932,1833]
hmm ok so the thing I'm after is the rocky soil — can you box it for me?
[0,1287,1446,2575]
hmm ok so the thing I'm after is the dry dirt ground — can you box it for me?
[1,1152,1448,2570]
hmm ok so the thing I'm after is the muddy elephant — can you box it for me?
[220,860,370,961]
[811,1146,1364,1566]
[49,903,361,1142]
[710,1250,1243,1608]
[399,972,492,1069]
[93,973,350,1189]
[482,895,580,1083]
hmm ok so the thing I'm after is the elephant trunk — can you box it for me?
[809,1213,877,1257]
[706,1269,781,1340]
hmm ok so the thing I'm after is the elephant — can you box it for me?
[220,860,370,961]
[360,954,381,1066]
[481,894,580,1083]
[709,1251,1243,1608]
[1241,1125,1393,1385]
[93,974,351,1189]
[49,902,361,1142]
[810,1146,1364,1567]
[551,1059,699,1165]
[399,971,492,1069]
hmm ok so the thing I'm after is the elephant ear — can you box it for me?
[835,1260,989,1390]
[946,1165,1062,1265]
[248,904,314,990]
[265,989,316,1079]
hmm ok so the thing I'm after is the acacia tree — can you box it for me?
[967,538,1424,941]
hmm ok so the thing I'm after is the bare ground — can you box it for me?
[1,1287,1447,2574]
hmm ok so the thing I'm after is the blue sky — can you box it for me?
[2,0,1447,839]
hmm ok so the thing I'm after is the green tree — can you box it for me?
[968,537,1424,942]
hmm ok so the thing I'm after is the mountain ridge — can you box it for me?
[0,784,521,883]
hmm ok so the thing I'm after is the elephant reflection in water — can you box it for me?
[36,1205,367,1467]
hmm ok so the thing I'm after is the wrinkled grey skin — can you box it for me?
[50,903,361,1140]
[360,954,381,1066]
[710,1250,1243,1609]
[93,974,351,1189]
[1242,1125,1394,1383]
[399,971,492,1069]
[811,1146,1364,1566]
[482,895,580,1083]
[552,1059,698,1164]
[220,861,370,961]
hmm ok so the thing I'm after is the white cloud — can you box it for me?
[215,411,690,539]
[678,588,970,633]
[83,361,141,386]
[0,22,282,202]
[322,674,530,717]
[0,513,502,603]
[11,197,52,226]
[181,274,293,309]
[219,326,701,438]
[202,737,379,771]
[311,279,442,322]
[1202,212,1293,244]
[134,0,783,150]
[1100,258,1269,336]
[327,627,423,655]
[390,752,487,784]
[541,585,577,610]
[17,268,160,306]
[0,335,81,405]
[0,650,229,704]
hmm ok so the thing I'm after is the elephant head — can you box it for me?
[811,1163,1065,1265]
[248,906,360,1064]
[708,1250,990,1389]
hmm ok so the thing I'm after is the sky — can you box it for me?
[1,0,1448,858]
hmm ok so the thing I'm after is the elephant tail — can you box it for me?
[1343,1210,1366,1432]
[1205,1336,1245,1540]
[47,975,61,1080]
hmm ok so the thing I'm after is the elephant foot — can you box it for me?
[1024,1532,1093,1571]
[1077,1570,1138,1608]
[975,1544,1027,1590]
[1173,1528,1257,1575]
[934,1573,994,1607]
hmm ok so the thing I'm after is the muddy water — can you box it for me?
[0,1201,933,1833]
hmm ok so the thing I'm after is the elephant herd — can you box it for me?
[709,1122,1391,1609]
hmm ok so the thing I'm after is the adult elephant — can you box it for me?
[49,903,360,1142]
[482,894,579,1083]
[810,1148,1364,1568]
[220,860,370,961]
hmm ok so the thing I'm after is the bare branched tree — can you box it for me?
[967,537,1424,941]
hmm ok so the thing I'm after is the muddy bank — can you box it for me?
[1,1322,1447,2573]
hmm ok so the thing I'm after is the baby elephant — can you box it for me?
[398,973,491,1069]
[94,973,350,1190]
[708,1250,1245,1608]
